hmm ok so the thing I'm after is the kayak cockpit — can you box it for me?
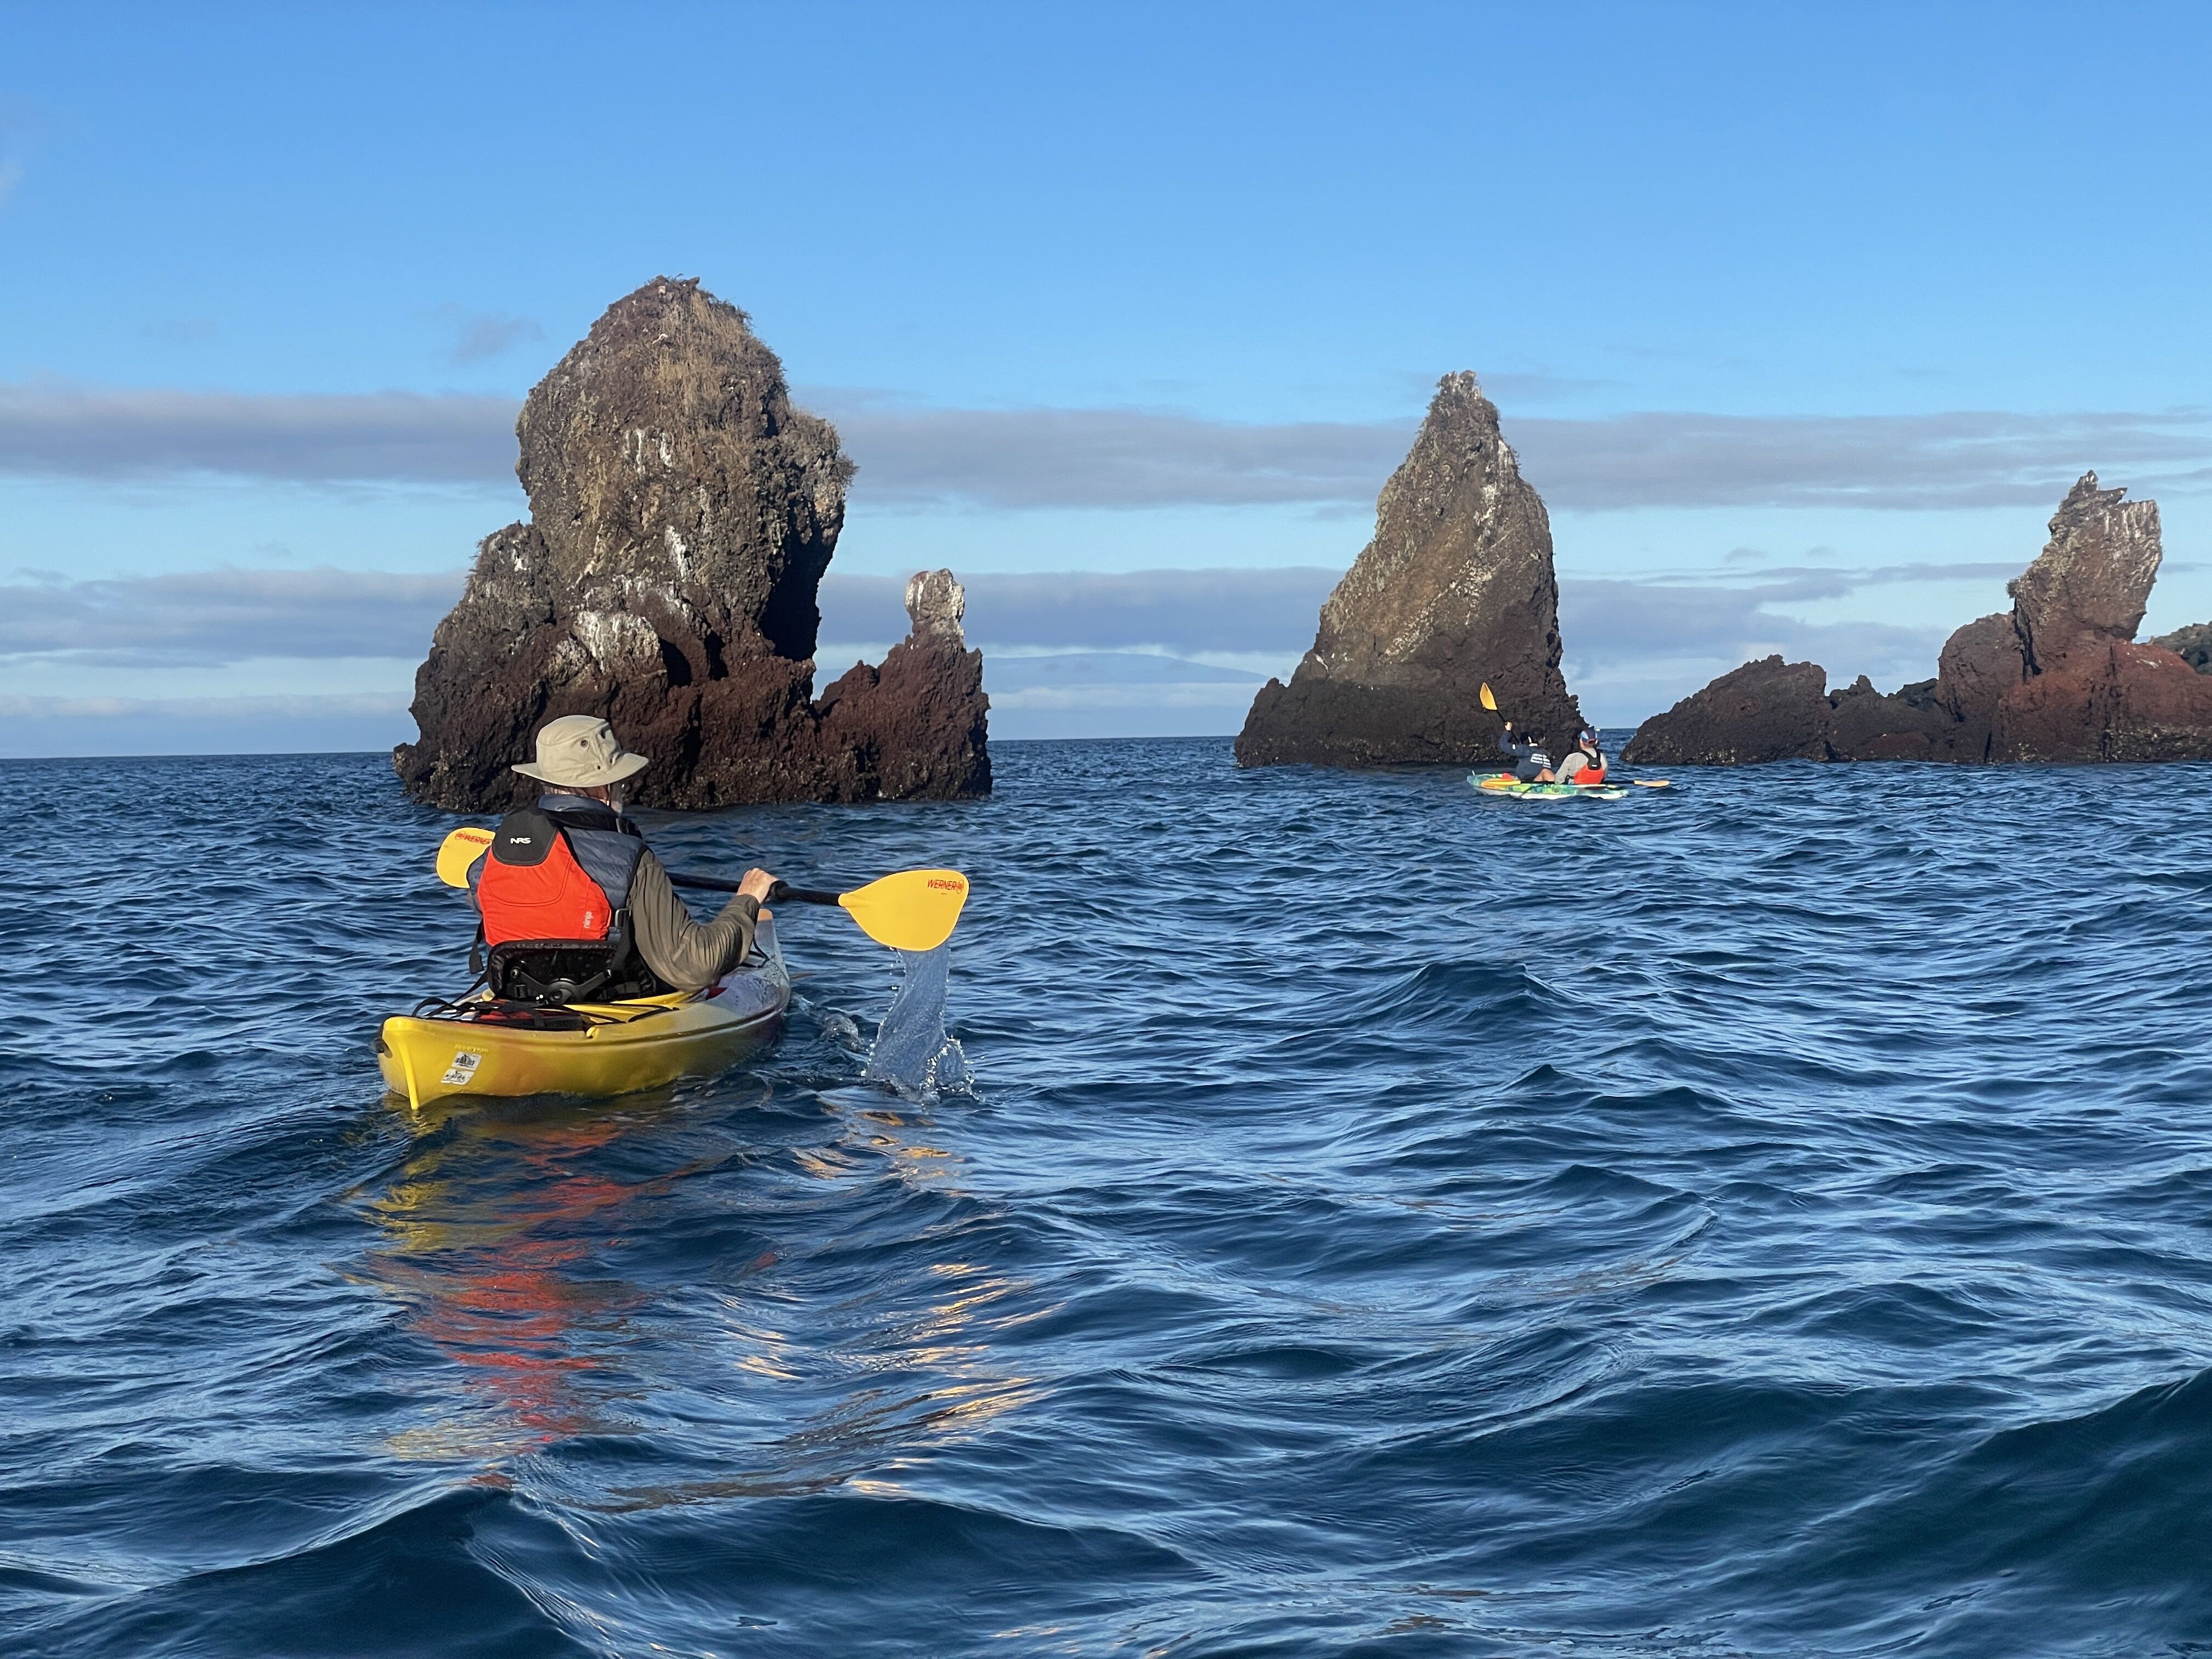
[377,920,792,1109]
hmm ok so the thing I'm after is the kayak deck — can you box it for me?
[1471,772,1630,800]
[377,924,791,1108]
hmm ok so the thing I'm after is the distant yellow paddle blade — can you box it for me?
[1479,682,1497,712]
[436,826,496,888]
[1633,779,1672,789]
[838,868,969,952]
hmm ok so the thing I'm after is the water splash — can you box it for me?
[861,943,972,1099]
[810,1004,865,1054]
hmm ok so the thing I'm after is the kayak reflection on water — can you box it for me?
[362,1104,653,1466]
[359,1085,1035,1498]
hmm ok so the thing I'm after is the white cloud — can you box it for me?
[0,567,465,666]
[820,393,2212,512]
[1512,409,2212,511]
[2,377,2204,514]
[0,383,516,485]
[983,652,1262,707]
[0,556,2129,748]
[0,691,411,759]
[0,557,2045,706]
[820,567,1342,654]
[0,691,403,719]
[438,308,546,366]
[988,681,1259,710]
[822,402,1410,509]
[1558,577,1951,708]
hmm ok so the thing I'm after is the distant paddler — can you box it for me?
[1545,729,1610,785]
[1482,681,1551,782]
[1477,682,1664,792]
[1496,718,1553,783]
[1502,721,1608,784]
[467,715,779,992]
[1481,682,1610,785]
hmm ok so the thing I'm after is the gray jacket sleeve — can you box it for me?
[627,848,758,991]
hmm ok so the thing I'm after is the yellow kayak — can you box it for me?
[376,924,791,1109]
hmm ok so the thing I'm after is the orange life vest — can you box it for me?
[475,807,621,945]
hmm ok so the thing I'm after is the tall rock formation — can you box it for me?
[1235,373,1584,768]
[1623,472,2212,765]
[394,278,989,810]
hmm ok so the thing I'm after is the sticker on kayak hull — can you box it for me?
[441,1051,482,1087]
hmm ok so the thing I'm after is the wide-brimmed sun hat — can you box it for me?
[512,715,651,787]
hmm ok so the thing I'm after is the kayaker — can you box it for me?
[1497,720,1551,783]
[1543,729,1609,785]
[473,715,777,991]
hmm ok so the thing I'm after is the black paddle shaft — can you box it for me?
[668,872,841,906]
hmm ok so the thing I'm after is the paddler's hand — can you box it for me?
[738,868,777,917]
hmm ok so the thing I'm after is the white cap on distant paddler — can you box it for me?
[512,715,651,786]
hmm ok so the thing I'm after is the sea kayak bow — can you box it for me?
[376,921,792,1108]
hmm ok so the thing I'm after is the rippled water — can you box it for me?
[8,738,2212,1656]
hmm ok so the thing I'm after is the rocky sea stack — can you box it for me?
[1623,472,2212,766]
[1235,372,1584,769]
[394,278,990,811]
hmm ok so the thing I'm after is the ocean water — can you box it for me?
[8,737,2212,1657]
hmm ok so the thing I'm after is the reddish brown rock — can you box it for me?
[1622,657,1827,765]
[1623,472,2212,766]
[393,278,989,810]
[2149,622,2212,673]
[1934,613,2025,737]
[1975,473,2212,759]
[1236,373,1584,768]
[1621,660,1955,765]
[1990,639,2212,763]
[1825,675,1956,761]
[816,571,991,799]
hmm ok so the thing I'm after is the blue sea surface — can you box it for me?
[7,737,2212,1656]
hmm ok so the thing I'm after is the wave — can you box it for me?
[11,743,2212,1655]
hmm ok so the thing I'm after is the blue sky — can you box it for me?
[4,2,2210,752]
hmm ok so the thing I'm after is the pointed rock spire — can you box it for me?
[1235,372,1585,768]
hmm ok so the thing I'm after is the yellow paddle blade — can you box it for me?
[1479,682,1497,712]
[1633,779,1672,789]
[436,826,495,888]
[838,868,969,952]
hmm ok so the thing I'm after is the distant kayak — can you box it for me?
[376,921,791,1108]
[1471,773,1630,800]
